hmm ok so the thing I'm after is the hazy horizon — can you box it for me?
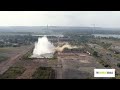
[0,26,120,30]
[0,11,120,28]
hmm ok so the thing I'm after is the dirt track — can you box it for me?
[17,64,39,79]
[0,45,33,75]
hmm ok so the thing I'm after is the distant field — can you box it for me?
[0,67,26,79]
[0,48,10,62]
[0,55,8,63]
[0,48,12,52]
[100,39,120,46]
[0,45,32,62]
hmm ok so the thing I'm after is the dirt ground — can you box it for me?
[0,45,33,75]
[0,45,106,79]
[57,53,105,79]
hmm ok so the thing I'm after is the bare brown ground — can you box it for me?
[17,63,39,79]
[0,45,33,75]
[15,58,57,79]
[55,57,63,79]
[57,52,105,79]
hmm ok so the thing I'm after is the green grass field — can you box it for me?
[0,47,14,53]
[114,54,120,59]
[0,47,15,62]
[0,67,26,79]
[32,67,55,79]
[0,55,8,63]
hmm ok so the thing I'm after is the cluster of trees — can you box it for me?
[96,36,120,41]
[91,40,112,50]
[66,34,95,45]
[0,35,38,47]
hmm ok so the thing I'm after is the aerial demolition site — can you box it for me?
[0,34,111,79]
[1,11,120,79]
[16,35,103,79]
[1,30,120,79]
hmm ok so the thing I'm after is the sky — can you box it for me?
[0,11,120,28]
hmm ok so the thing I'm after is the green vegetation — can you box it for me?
[99,59,111,68]
[0,55,8,63]
[0,34,36,47]
[86,42,112,68]
[20,49,33,60]
[93,51,111,68]
[99,42,112,49]
[66,34,95,46]
[115,73,120,79]
[114,54,120,59]
[49,52,57,60]
[117,63,120,68]
[0,67,25,79]
[0,47,12,53]
[90,39,112,50]
[93,51,98,57]
[103,43,112,49]
[32,67,55,79]
[53,51,57,59]
[0,50,9,62]
[0,47,17,62]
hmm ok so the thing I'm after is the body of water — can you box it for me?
[93,34,120,39]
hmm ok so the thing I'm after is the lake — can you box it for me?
[93,34,120,39]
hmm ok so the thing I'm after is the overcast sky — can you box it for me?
[0,11,120,28]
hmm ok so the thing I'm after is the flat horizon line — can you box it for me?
[0,26,119,30]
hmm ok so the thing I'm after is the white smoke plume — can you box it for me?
[55,43,78,52]
[31,36,78,58]
[31,36,55,58]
